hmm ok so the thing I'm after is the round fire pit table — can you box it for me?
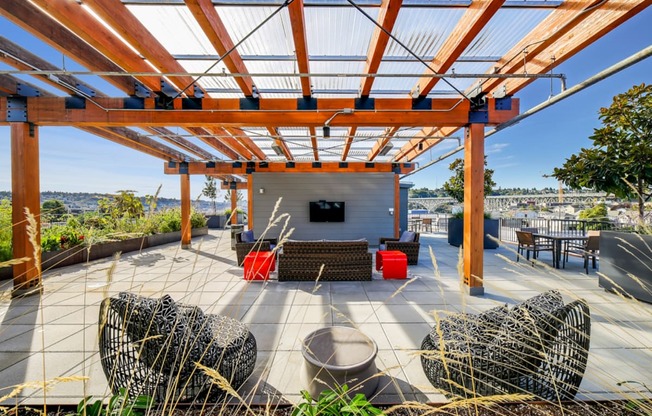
[301,326,379,398]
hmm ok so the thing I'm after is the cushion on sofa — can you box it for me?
[240,230,255,243]
[399,231,416,242]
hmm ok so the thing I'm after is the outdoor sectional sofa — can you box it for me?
[277,240,373,281]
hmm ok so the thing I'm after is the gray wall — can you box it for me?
[252,173,395,244]
[400,182,413,234]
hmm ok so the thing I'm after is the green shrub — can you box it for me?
[77,388,154,416]
[292,385,382,416]
[191,210,207,228]
[0,199,11,262]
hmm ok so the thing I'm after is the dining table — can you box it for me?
[532,232,589,269]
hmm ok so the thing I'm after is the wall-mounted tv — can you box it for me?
[309,201,345,222]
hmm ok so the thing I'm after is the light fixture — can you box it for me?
[323,108,354,139]
[378,142,394,156]
[259,188,265,194]
[271,144,284,156]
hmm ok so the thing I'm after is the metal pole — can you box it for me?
[401,44,652,179]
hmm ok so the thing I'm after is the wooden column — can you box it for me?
[394,174,400,237]
[11,123,42,295]
[180,173,191,249]
[230,189,237,225]
[463,123,485,296]
[247,179,254,231]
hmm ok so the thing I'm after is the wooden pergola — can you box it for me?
[1,0,649,295]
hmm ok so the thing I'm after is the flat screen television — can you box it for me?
[309,201,345,222]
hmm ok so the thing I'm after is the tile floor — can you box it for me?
[1,230,651,406]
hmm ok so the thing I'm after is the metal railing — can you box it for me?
[500,218,627,243]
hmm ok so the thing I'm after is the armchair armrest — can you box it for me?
[379,237,399,245]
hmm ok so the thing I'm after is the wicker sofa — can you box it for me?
[277,240,372,281]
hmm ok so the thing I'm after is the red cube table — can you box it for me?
[243,251,276,281]
[375,250,407,279]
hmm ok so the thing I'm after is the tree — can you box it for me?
[201,175,219,215]
[98,190,144,219]
[578,203,609,221]
[551,83,652,223]
[42,199,67,222]
[442,157,496,204]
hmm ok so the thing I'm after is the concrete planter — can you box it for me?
[0,227,209,280]
[448,218,500,249]
[206,215,223,229]
[599,231,652,304]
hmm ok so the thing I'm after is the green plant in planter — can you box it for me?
[292,385,382,416]
[77,388,154,416]
[202,175,219,215]
[451,211,492,219]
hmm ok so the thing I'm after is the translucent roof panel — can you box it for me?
[463,8,553,57]
[215,7,293,56]
[310,61,365,94]
[372,61,422,93]
[385,8,466,57]
[305,7,378,56]
[178,60,241,96]
[127,5,217,56]
[246,61,301,94]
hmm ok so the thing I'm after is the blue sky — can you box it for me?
[1,8,651,199]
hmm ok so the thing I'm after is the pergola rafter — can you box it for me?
[288,0,312,97]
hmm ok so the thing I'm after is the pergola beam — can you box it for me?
[309,126,319,160]
[368,127,399,161]
[413,0,505,97]
[267,127,294,160]
[6,96,518,127]
[360,0,403,96]
[341,127,357,160]
[83,0,203,95]
[28,0,164,93]
[288,0,312,97]
[145,127,217,160]
[0,1,136,94]
[494,0,652,95]
[164,161,414,175]
[205,127,255,160]
[224,127,267,160]
[185,0,255,96]
[88,127,193,161]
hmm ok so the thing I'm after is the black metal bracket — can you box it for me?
[240,97,260,110]
[65,96,86,109]
[134,82,151,98]
[160,79,178,97]
[355,96,374,110]
[6,97,27,122]
[16,83,41,97]
[75,83,96,97]
[297,97,317,110]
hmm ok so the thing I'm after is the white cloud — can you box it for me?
[487,143,509,154]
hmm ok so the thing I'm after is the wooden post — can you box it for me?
[230,189,237,225]
[247,178,254,231]
[180,173,191,249]
[394,174,400,238]
[11,123,42,295]
[463,123,485,296]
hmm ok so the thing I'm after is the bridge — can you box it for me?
[408,193,609,212]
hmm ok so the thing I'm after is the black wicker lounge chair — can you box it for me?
[379,231,420,265]
[421,290,590,400]
[99,292,257,403]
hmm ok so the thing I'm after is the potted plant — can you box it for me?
[442,157,499,249]
[202,175,222,229]
[550,84,652,301]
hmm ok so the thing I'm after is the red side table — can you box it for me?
[376,250,407,279]
[243,251,276,281]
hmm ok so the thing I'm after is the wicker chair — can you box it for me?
[235,231,277,266]
[421,290,590,400]
[99,292,257,403]
[379,231,420,265]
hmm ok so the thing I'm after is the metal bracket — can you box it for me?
[160,79,178,97]
[494,96,512,111]
[240,97,260,110]
[468,110,489,124]
[124,97,145,109]
[355,96,375,110]
[29,122,35,137]
[205,161,216,168]
[365,162,375,168]
[182,98,202,110]
[16,83,40,97]
[6,97,27,122]
[65,96,86,109]
[75,83,96,97]
[192,84,204,99]
[312,162,322,168]
[412,97,431,110]
[339,162,348,169]
[179,162,189,174]
[297,97,317,110]
[134,82,151,98]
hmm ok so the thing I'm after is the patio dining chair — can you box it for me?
[421,218,433,233]
[421,290,591,400]
[99,292,257,403]
[515,230,553,264]
[564,231,600,273]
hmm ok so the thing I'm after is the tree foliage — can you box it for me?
[202,175,219,214]
[442,157,496,203]
[42,199,67,222]
[98,190,144,219]
[550,83,652,221]
[578,203,608,221]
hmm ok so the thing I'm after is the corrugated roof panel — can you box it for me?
[372,61,422,93]
[429,61,496,94]
[246,60,300,93]
[305,7,378,56]
[178,59,240,92]
[386,8,465,57]
[463,9,552,57]
[216,7,293,56]
[310,60,365,94]
[127,5,216,55]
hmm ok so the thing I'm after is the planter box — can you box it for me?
[206,215,223,229]
[599,231,652,304]
[447,218,500,249]
[0,227,209,281]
